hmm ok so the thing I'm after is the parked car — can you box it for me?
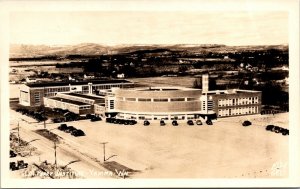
[10,150,17,158]
[129,120,137,125]
[281,128,289,136]
[71,129,85,137]
[160,120,166,126]
[106,118,112,123]
[187,120,194,126]
[58,123,68,131]
[52,118,64,123]
[91,116,101,122]
[65,126,77,133]
[10,162,18,171]
[266,125,275,131]
[272,126,281,133]
[86,114,93,119]
[242,120,251,126]
[17,160,28,169]
[144,120,150,126]
[10,160,28,171]
[196,120,202,125]
[206,119,213,125]
[172,120,178,126]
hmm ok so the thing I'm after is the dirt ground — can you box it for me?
[10,109,288,179]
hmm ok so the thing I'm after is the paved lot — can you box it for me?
[10,110,288,178]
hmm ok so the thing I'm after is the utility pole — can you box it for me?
[54,141,57,169]
[17,121,20,144]
[100,142,108,162]
[43,87,46,130]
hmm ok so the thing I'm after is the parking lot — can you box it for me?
[39,112,289,178]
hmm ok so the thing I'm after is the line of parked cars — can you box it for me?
[58,123,85,137]
[106,118,137,125]
[151,119,212,126]
[266,125,289,135]
[16,108,47,122]
[10,160,28,171]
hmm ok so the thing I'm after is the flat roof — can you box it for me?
[66,93,105,101]
[51,97,91,106]
[116,86,201,92]
[205,89,261,95]
[26,79,132,88]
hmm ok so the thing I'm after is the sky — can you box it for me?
[9,11,288,46]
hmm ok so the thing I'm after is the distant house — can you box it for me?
[26,77,37,83]
[84,74,95,79]
[117,73,125,79]
[68,75,75,81]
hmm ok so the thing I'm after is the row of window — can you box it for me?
[45,87,70,93]
[79,106,91,110]
[34,92,41,103]
[93,84,123,90]
[218,97,259,107]
[116,97,200,102]
[218,106,259,117]
[118,113,199,121]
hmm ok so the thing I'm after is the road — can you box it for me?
[10,110,116,179]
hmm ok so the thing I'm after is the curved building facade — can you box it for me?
[111,87,202,121]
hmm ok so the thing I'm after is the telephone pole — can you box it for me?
[43,86,46,130]
[100,142,108,162]
[17,121,20,144]
[54,141,57,169]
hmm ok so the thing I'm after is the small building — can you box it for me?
[44,93,105,115]
[26,77,37,83]
[117,73,125,79]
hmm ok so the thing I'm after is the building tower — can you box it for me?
[202,74,209,92]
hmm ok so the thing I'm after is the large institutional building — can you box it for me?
[18,80,134,107]
[18,75,262,121]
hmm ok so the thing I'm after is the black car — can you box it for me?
[58,123,68,131]
[160,120,166,126]
[172,120,178,126]
[65,126,77,133]
[187,120,194,126]
[206,119,213,125]
[52,118,64,123]
[17,160,28,169]
[91,116,101,122]
[10,160,28,171]
[144,120,150,126]
[272,126,281,133]
[71,129,85,137]
[106,118,112,123]
[86,114,93,119]
[266,125,275,131]
[10,150,17,158]
[281,128,289,136]
[242,120,251,126]
[10,162,18,171]
[129,120,137,125]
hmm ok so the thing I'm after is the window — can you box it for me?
[170,98,185,102]
[138,98,151,102]
[126,98,136,101]
[34,92,40,103]
[109,100,114,109]
[187,98,198,101]
[153,99,168,102]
